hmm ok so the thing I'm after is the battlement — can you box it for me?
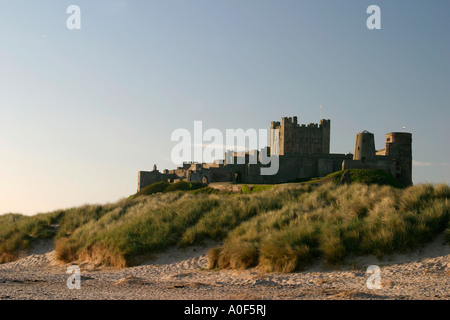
[280,116,299,127]
[320,119,331,127]
[270,121,281,129]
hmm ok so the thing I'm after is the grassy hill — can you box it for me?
[129,181,210,199]
[305,169,404,188]
[1,181,449,271]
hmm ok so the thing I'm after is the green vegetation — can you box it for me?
[190,186,220,195]
[306,169,404,188]
[241,185,275,194]
[0,181,449,271]
[129,181,205,199]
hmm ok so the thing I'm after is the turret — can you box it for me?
[353,130,375,161]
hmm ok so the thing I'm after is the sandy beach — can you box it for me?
[0,234,448,300]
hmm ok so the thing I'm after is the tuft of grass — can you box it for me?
[260,242,311,273]
[211,240,259,270]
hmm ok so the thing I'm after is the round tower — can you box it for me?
[353,130,376,161]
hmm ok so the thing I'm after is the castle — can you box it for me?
[137,116,412,190]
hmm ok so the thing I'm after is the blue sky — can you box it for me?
[1,0,449,215]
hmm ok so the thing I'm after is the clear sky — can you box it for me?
[1,1,449,215]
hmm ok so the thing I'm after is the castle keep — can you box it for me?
[270,117,330,155]
[138,117,412,191]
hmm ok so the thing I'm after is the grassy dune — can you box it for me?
[0,211,63,263]
[209,183,450,272]
[1,177,449,271]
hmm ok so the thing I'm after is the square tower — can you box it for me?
[384,132,412,187]
[270,117,330,155]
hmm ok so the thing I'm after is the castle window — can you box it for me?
[387,138,391,142]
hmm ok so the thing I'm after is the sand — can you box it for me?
[0,235,448,300]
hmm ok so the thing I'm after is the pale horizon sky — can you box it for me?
[1,1,449,215]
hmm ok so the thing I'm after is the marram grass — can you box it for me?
[0,182,449,271]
